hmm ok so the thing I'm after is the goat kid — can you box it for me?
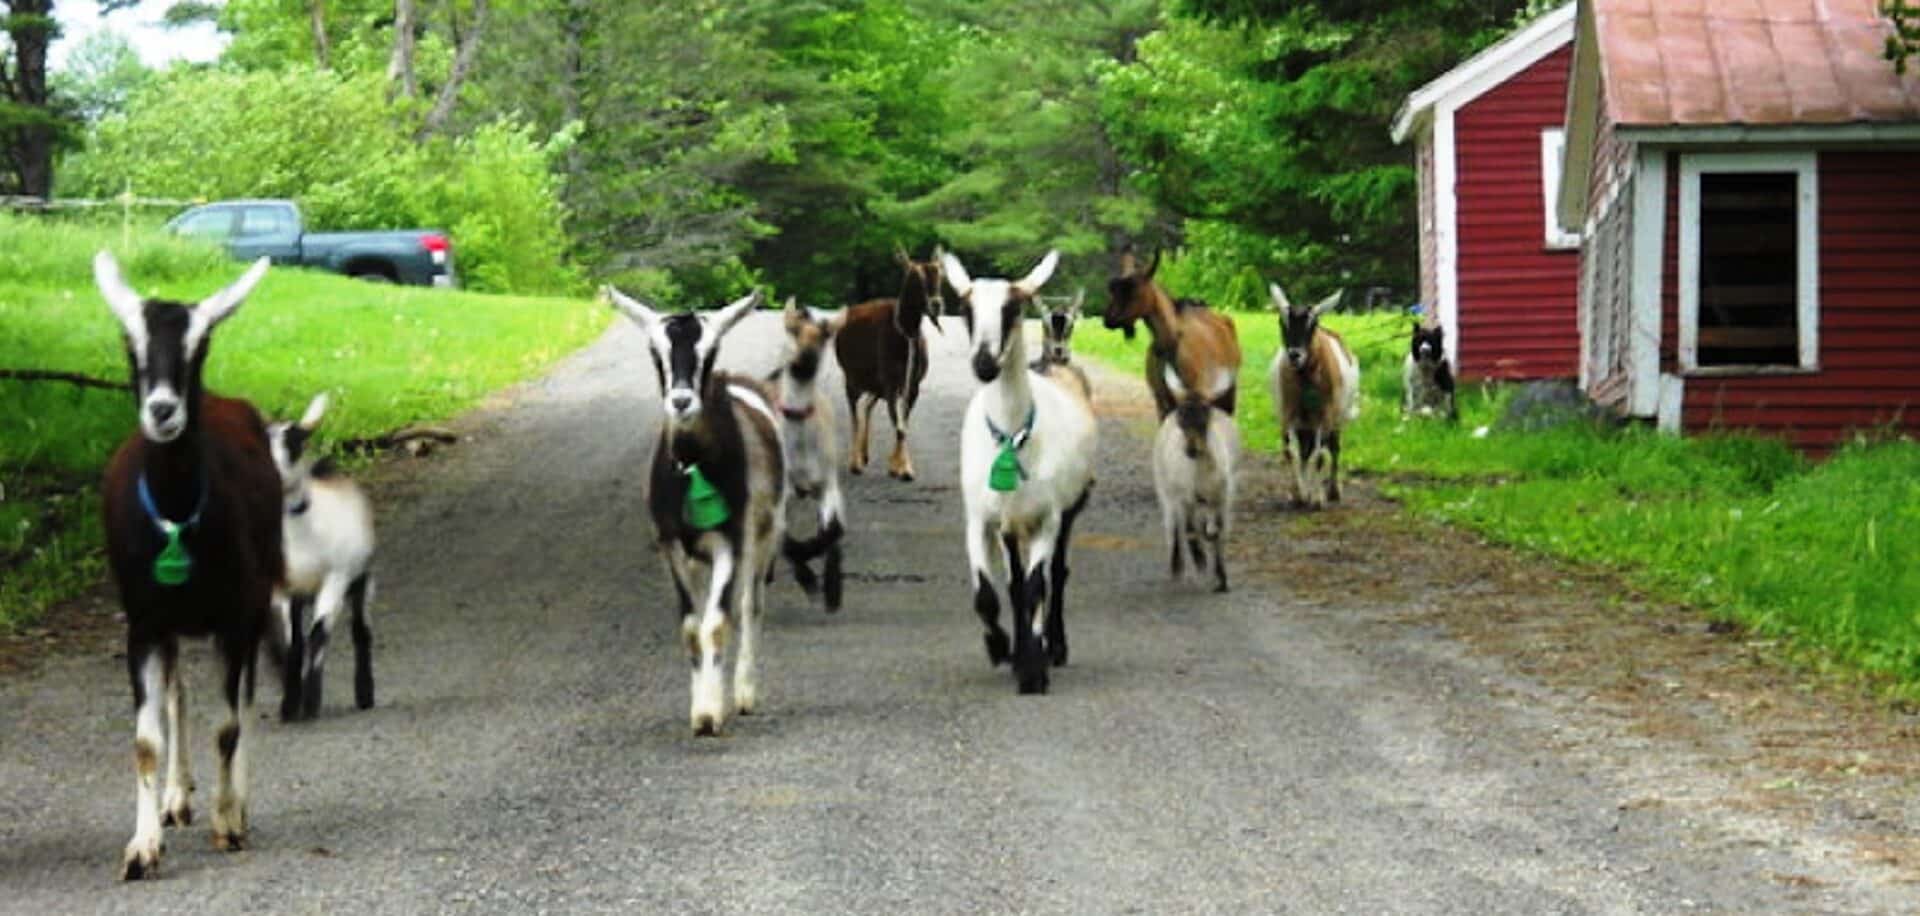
[947,249,1097,695]
[1028,288,1090,401]
[606,286,786,736]
[267,393,377,722]
[1153,367,1239,593]
[1266,282,1361,508]
[1402,322,1458,421]
[772,298,847,612]
[96,251,281,879]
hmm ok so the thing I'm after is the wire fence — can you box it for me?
[0,184,205,248]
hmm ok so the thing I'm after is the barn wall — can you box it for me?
[1453,44,1579,380]
[1669,150,1920,451]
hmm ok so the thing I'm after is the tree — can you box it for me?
[1,0,63,196]
[51,29,150,124]
[1887,0,1920,73]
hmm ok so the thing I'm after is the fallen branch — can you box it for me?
[0,369,128,391]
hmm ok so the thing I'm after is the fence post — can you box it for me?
[121,179,134,251]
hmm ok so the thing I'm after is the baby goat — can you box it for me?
[773,298,847,612]
[1267,282,1360,508]
[267,393,377,722]
[1028,289,1089,401]
[1401,321,1457,420]
[606,286,786,736]
[1153,367,1239,593]
[95,251,281,879]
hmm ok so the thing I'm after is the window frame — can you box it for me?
[1676,151,1820,376]
[1539,127,1581,250]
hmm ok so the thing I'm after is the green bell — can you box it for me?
[989,442,1024,492]
[682,465,731,530]
[153,524,191,586]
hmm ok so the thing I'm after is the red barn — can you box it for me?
[1392,5,1580,380]
[1557,0,1920,452]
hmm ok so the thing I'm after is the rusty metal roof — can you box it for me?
[1594,0,1920,127]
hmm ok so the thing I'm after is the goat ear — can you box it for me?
[940,251,973,299]
[809,307,844,334]
[1267,282,1292,312]
[711,289,762,340]
[1013,249,1059,297]
[782,296,803,330]
[93,250,147,340]
[196,256,270,330]
[602,285,659,333]
[298,393,330,431]
[1070,287,1085,315]
[893,244,910,267]
[1311,290,1340,318]
[1162,364,1187,399]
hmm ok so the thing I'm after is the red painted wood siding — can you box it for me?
[1666,151,1920,452]
[1453,44,1580,380]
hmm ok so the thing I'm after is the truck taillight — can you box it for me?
[420,234,450,253]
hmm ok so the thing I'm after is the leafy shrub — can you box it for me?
[60,67,577,295]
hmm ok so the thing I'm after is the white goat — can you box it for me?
[947,249,1097,695]
[1153,367,1239,593]
[773,298,847,611]
[266,393,377,721]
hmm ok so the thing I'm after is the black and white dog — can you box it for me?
[1401,322,1457,421]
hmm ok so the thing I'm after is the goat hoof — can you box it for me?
[1214,582,1230,594]
[163,806,192,828]
[1049,643,1069,667]
[691,715,721,737]
[1017,669,1050,695]
[211,829,247,852]
[121,850,160,881]
[983,631,1011,666]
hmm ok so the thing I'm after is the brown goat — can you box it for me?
[1103,248,1242,418]
[95,252,283,879]
[1266,283,1361,507]
[834,248,944,480]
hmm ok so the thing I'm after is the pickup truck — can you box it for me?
[165,199,457,288]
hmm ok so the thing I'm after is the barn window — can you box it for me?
[1678,152,1819,373]
[1539,128,1581,250]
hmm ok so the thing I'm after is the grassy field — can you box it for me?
[1075,308,1920,696]
[0,214,609,628]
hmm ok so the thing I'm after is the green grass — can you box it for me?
[0,213,610,629]
[1076,308,1920,696]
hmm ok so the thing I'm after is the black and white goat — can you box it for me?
[95,251,282,879]
[1153,367,1239,593]
[605,287,786,735]
[946,250,1097,695]
[772,298,847,612]
[267,393,377,721]
[1266,282,1360,508]
[1028,288,1089,400]
[1401,322,1457,420]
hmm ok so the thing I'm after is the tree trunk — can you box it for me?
[415,0,490,140]
[558,0,586,183]
[2,0,56,197]
[309,0,332,68]
[387,0,418,98]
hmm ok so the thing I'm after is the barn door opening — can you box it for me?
[1678,152,1819,373]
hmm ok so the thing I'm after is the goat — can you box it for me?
[605,286,785,736]
[95,251,281,879]
[1266,283,1361,508]
[834,248,944,480]
[1028,289,1089,401]
[1153,367,1239,593]
[1103,247,1242,419]
[771,298,847,612]
[1402,321,1458,421]
[266,393,376,722]
[946,249,1097,695]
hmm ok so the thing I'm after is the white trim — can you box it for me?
[1656,373,1685,433]
[1617,123,1920,145]
[1556,0,1602,230]
[1391,5,1577,143]
[1676,151,1819,374]
[1539,128,1581,249]
[1627,148,1666,417]
[1434,102,1461,369]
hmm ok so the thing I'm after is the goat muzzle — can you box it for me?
[971,350,1001,383]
